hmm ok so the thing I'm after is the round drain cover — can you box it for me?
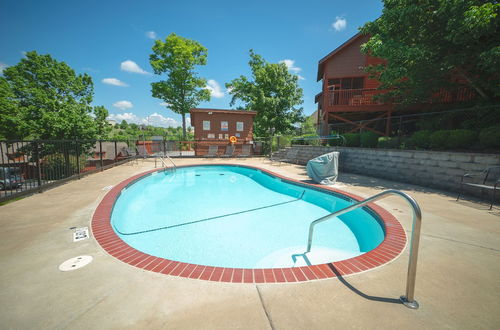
[59,255,93,271]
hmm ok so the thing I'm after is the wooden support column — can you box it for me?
[330,113,386,136]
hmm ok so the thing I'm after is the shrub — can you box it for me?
[343,133,360,147]
[377,136,400,149]
[42,153,86,180]
[429,129,477,150]
[410,130,432,149]
[479,125,500,148]
[327,136,344,147]
[291,134,320,146]
[447,129,476,149]
[360,131,379,148]
[429,130,450,149]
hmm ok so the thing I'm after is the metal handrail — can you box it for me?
[291,134,346,147]
[155,153,177,170]
[306,189,422,309]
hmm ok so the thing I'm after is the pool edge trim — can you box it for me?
[91,163,407,283]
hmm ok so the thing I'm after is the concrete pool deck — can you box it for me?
[0,158,499,329]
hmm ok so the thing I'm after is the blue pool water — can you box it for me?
[111,165,385,268]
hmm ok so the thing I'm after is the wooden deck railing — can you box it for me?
[327,88,385,107]
[326,87,475,108]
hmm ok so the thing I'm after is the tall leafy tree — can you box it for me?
[150,33,211,140]
[0,51,108,140]
[226,50,304,136]
[94,105,110,139]
[361,0,500,103]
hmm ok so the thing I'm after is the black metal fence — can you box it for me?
[254,135,347,157]
[0,139,137,203]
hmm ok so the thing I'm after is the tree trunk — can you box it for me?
[182,113,187,141]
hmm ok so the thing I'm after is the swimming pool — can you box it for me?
[92,164,406,282]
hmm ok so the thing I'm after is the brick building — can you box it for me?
[189,108,257,156]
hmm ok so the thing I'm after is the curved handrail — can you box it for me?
[163,153,177,170]
[155,153,177,170]
[306,189,422,309]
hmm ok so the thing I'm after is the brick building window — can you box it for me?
[236,122,244,131]
[203,120,210,130]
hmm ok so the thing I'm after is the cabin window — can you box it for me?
[203,120,210,130]
[328,77,364,90]
[236,122,244,131]
[221,121,228,131]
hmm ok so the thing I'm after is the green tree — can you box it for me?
[94,105,110,139]
[150,33,211,140]
[226,50,304,136]
[361,1,500,103]
[300,115,317,135]
[0,51,107,140]
[119,120,129,130]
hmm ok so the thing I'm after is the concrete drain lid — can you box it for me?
[59,256,93,271]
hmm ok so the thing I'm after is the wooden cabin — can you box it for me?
[316,33,475,136]
[316,33,392,136]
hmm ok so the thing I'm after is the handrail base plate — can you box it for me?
[400,295,419,309]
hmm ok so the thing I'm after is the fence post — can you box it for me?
[75,139,81,179]
[34,141,42,191]
[398,116,403,145]
[99,140,104,171]
[114,141,118,165]
[269,136,273,157]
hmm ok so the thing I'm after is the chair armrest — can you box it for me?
[460,171,485,184]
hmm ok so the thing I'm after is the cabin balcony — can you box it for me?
[322,88,392,113]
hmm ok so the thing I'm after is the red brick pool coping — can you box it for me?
[91,164,407,283]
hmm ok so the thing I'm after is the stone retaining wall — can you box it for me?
[274,145,500,197]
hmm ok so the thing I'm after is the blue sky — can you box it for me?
[0,0,383,127]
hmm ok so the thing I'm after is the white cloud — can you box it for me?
[0,62,7,74]
[159,102,171,107]
[108,112,139,123]
[279,59,302,73]
[20,51,27,58]
[279,59,305,80]
[205,79,224,98]
[107,112,182,128]
[146,112,179,127]
[120,60,149,74]
[102,78,129,87]
[113,100,133,110]
[332,17,347,31]
[146,31,157,39]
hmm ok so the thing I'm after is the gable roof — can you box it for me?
[190,108,257,115]
[316,33,365,81]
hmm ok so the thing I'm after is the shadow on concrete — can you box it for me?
[327,264,402,305]
[296,171,498,213]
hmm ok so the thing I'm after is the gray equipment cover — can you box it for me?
[306,151,339,185]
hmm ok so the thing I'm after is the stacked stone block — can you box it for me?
[277,145,500,198]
